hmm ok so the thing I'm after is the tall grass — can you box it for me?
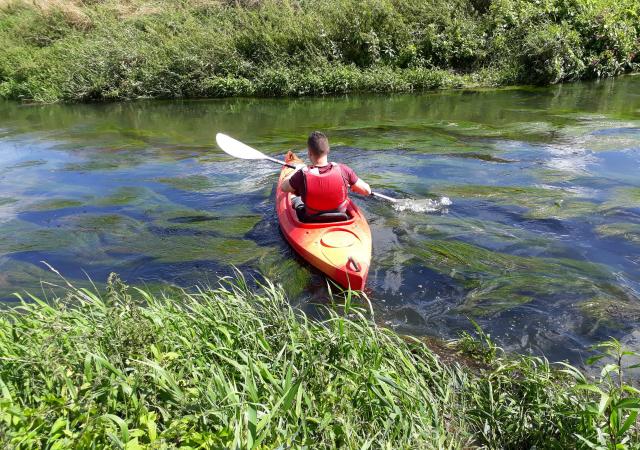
[0,0,638,102]
[0,273,638,448]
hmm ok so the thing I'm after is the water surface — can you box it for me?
[1,76,640,362]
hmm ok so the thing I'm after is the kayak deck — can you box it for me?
[275,153,372,290]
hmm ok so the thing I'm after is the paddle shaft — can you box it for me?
[371,191,399,203]
[215,133,398,202]
[263,155,297,169]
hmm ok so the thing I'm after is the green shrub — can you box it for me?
[0,0,639,102]
[520,21,585,84]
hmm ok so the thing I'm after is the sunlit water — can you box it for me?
[1,76,640,363]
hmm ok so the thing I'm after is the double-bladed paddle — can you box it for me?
[216,133,399,203]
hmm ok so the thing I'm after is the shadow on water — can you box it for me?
[1,75,640,362]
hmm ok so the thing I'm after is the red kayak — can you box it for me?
[276,152,372,290]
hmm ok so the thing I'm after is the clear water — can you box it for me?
[1,76,639,362]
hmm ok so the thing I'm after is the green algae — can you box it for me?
[443,153,515,163]
[27,187,170,214]
[331,125,460,152]
[0,258,182,302]
[0,207,265,268]
[0,197,17,207]
[527,199,599,220]
[26,188,166,214]
[529,167,580,184]
[409,215,549,250]
[64,213,135,230]
[0,259,78,300]
[600,187,640,214]
[500,121,560,140]
[256,251,312,297]
[60,213,147,241]
[155,175,215,192]
[595,223,640,245]
[579,296,640,329]
[442,184,599,220]
[155,210,262,237]
[409,239,616,316]
[0,220,89,255]
[5,160,46,170]
[59,211,265,265]
[29,199,85,211]
[418,119,562,143]
[63,160,131,172]
[122,235,266,265]
[95,187,153,207]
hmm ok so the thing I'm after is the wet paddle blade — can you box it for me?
[216,133,268,160]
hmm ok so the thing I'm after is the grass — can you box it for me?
[0,0,639,102]
[0,273,639,448]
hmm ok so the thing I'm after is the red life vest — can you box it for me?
[302,163,348,215]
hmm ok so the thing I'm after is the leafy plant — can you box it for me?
[562,338,640,449]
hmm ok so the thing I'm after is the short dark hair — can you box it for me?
[307,131,330,157]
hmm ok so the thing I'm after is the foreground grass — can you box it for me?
[0,274,639,448]
[1,0,639,102]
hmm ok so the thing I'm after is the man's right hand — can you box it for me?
[352,178,372,196]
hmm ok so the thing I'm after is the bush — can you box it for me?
[0,0,639,102]
[520,21,585,84]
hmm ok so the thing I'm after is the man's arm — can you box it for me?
[280,166,305,193]
[280,177,296,193]
[342,165,371,196]
[351,178,372,196]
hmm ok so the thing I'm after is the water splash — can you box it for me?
[393,196,452,213]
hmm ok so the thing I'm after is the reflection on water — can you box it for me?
[1,76,640,362]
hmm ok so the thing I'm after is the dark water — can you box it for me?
[1,76,639,362]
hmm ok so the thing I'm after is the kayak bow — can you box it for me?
[276,152,372,290]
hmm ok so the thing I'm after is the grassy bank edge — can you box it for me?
[1,273,638,448]
[2,64,503,104]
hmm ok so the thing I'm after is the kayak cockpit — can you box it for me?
[285,193,359,228]
[289,195,353,223]
[294,209,351,224]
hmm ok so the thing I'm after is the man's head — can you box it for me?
[307,131,330,163]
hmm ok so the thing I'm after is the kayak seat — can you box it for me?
[291,195,351,223]
[300,211,350,223]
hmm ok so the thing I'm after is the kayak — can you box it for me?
[276,152,372,290]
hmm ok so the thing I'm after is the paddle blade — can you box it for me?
[216,133,267,160]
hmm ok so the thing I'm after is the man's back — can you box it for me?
[279,132,372,221]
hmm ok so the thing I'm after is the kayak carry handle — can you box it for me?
[348,256,361,272]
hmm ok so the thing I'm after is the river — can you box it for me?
[1,76,639,362]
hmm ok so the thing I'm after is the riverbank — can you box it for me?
[1,0,638,102]
[1,274,638,448]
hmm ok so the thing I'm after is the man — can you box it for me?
[280,131,371,221]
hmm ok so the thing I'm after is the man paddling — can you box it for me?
[280,131,372,221]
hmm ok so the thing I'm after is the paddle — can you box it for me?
[216,133,399,203]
